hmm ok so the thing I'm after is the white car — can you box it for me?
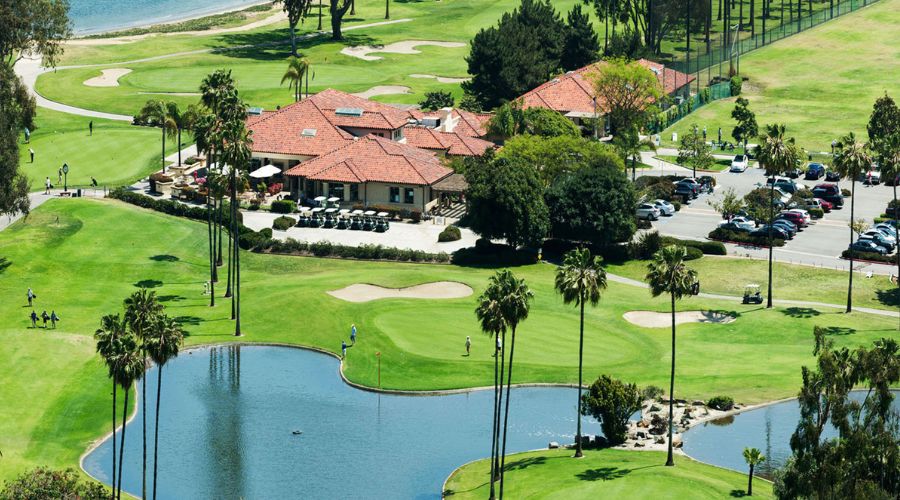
[636,203,660,221]
[874,223,897,239]
[653,199,676,216]
[730,155,749,172]
[863,229,896,246]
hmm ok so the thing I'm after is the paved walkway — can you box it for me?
[14,18,414,120]
[0,189,106,232]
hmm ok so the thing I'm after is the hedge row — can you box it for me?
[842,250,899,264]
[246,237,451,263]
[709,227,786,247]
[109,188,244,228]
[660,236,727,255]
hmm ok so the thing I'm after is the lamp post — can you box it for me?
[62,163,69,193]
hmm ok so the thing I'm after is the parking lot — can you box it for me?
[638,154,898,274]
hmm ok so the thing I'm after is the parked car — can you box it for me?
[653,199,676,216]
[771,219,798,238]
[813,198,833,212]
[675,183,698,200]
[804,163,826,180]
[676,178,702,194]
[751,225,790,240]
[720,221,755,233]
[825,170,842,182]
[858,235,893,253]
[861,229,895,248]
[636,203,660,220]
[797,198,829,213]
[730,216,755,225]
[774,180,801,195]
[874,223,898,238]
[785,166,802,179]
[812,183,844,208]
[730,155,749,172]
[849,240,887,255]
[784,209,811,226]
[859,165,881,185]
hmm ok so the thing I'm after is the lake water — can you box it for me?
[683,391,900,477]
[69,0,266,35]
[82,345,598,499]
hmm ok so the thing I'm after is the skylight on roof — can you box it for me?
[335,107,364,117]
[301,128,317,137]
[247,107,264,115]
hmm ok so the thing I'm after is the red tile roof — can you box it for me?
[450,109,491,137]
[284,135,452,186]
[309,88,411,130]
[404,127,495,156]
[518,58,695,116]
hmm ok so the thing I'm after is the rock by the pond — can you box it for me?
[656,436,666,444]
[548,441,559,449]
[650,404,662,412]
[634,441,645,447]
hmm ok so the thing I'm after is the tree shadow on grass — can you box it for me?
[730,489,748,497]
[821,326,856,336]
[134,279,163,288]
[780,307,821,318]
[149,254,179,262]
[0,257,10,274]
[157,294,185,303]
[576,467,632,482]
[501,456,548,472]
[876,287,899,307]
[215,30,377,62]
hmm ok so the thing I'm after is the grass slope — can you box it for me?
[443,448,773,499]
[661,0,900,151]
[17,109,185,191]
[0,199,897,481]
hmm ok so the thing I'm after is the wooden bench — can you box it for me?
[58,191,72,197]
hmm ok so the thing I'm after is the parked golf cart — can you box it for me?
[742,284,763,304]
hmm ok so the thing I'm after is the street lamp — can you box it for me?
[62,163,69,193]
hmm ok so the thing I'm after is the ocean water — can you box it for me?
[69,0,266,35]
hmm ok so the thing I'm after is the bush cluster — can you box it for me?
[270,199,296,214]
[109,188,243,227]
[661,236,727,255]
[842,249,898,263]
[262,239,451,263]
[709,227,785,247]
[683,246,703,261]
[272,216,295,231]
[729,76,742,96]
[808,207,824,219]
[707,395,735,411]
[452,239,537,266]
[438,225,462,242]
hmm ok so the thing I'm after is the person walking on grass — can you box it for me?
[57,168,62,185]
[41,310,49,328]
[350,324,357,344]
[465,336,471,356]
[30,310,38,328]
[89,120,93,136]
[341,340,348,359]
[493,335,501,357]
[45,177,51,195]
[50,311,59,329]
[29,148,34,163]
[27,287,34,307]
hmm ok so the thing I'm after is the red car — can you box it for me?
[814,198,833,212]
[778,210,808,228]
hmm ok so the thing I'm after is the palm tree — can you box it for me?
[742,447,765,495]
[139,100,176,172]
[281,56,310,102]
[146,315,184,500]
[753,124,800,308]
[645,245,698,467]
[554,247,606,458]
[94,313,127,497]
[495,270,533,498]
[220,111,253,336]
[475,290,508,499]
[113,333,144,500]
[124,289,162,500]
[833,132,872,313]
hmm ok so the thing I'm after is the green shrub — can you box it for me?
[632,230,662,260]
[452,241,537,266]
[580,375,643,447]
[1,467,108,500]
[842,249,896,263]
[270,199,296,214]
[707,395,735,411]
[709,227,785,247]
[841,188,851,197]
[438,225,462,242]
[661,236,727,255]
[684,246,703,261]
[247,202,260,211]
[808,208,824,219]
[272,216,294,231]
[641,385,664,401]
[730,76,742,96]
[672,201,682,211]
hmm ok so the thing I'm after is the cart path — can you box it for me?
[13,18,414,120]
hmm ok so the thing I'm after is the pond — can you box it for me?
[683,391,900,477]
[82,345,598,499]
[69,0,264,34]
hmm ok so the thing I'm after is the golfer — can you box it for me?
[350,323,357,344]
[30,311,38,328]
[50,311,60,328]
[45,177,51,194]
[341,340,348,359]
[465,336,471,355]
[41,310,50,328]
[27,287,34,307]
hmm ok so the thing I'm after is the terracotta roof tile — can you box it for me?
[246,99,354,157]
[403,127,494,157]
[285,135,452,186]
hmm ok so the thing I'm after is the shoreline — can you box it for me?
[72,0,274,37]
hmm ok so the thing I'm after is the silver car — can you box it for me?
[636,203,660,221]
[653,199,676,216]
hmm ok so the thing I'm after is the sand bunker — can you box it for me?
[409,73,469,84]
[340,40,466,61]
[623,310,736,328]
[328,282,473,302]
[352,85,411,99]
[83,68,132,87]
[138,92,202,96]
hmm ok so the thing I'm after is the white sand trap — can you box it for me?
[328,282,473,302]
[623,310,736,328]
[352,85,411,99]
[409,73,469,84]
[83,68,132,87]
[341,40,466,61]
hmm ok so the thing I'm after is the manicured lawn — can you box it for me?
[607,256,900,313]
[1,199,897,481]
[654,155,735,172]
[661,0,900,152]
[17,109,185,191]
[443,448,773,499]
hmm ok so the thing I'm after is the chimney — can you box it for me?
[439,107,456,133]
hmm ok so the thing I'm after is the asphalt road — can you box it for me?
[638,154,899,275]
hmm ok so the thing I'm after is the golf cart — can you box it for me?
[742,284,763,304]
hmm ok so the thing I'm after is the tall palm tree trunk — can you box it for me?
[116,389,129,500]
[575,295,585,458]
[847,179,856,312]
[748,463,754,495]
[225,217,233,298]
[142,352,147,500]
[111,377,117,496]
[499,326,518,498]
[216,200,224,268]
[665,293,676,467]
[176,128,182,167]
[766,184,775,308]
[231,179,238,320]
[160,128,166,171]
[493,335,506,484]
[207,191,215,307]
[152,364,163,500]
[489,332,499,500]
[894,184,899,330]
[234,176,242,336]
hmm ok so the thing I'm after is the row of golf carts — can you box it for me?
[298,196,390,232]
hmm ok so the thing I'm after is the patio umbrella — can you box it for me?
[249,165,281,179]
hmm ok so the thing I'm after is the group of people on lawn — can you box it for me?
[27,288,60,329]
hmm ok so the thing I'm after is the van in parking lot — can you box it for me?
[812,183,844,208]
